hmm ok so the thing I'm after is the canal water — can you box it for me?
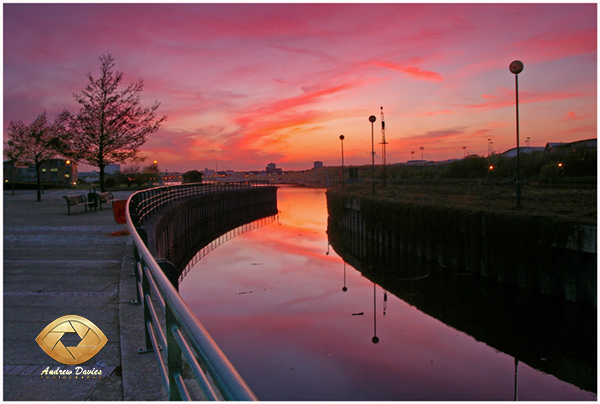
[179,186,596,401]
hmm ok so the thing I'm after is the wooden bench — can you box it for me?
[98,192,119,210]
[63,195,95,215]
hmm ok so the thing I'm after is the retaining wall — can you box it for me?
[142,187,278,277]
[327,190,597,306]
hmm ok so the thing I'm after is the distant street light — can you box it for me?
[411,151,415,161]
[420,146,425,162]
[339,134,345,188]
[463,146,467,158]
[369,115,377,194]
[526,137,530,147]
[510,60,524,208]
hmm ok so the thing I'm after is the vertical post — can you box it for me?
[140,261,154,353]
[510,60,524,208]
[166,304,183,400]
[369,115,377,194]
[339,135,345,188]
[515,73,521,207]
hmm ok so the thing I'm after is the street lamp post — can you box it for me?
[510,60,524,208]
[369,115,377,194]
[339,134,345,188]
[420,146,424,163]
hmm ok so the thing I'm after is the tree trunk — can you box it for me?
[35,162,42,202]
[99,165,106,192]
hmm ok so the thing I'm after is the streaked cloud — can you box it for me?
[3,3,596,171]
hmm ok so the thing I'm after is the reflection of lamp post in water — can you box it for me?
[383,290,387,316]
[342,262,347,292]
[339,134,345,188]
[510,60,524,208]
[372,282,379,344]
[369,115,377,194]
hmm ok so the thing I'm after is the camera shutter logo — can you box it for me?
[35,315,108,365]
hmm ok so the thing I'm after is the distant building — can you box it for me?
[545,138,597,153]
[203,168,216,179]
[4,159,78,185]
[314,161,323,169]
[266,163,282,175]
[501,138,597,158]
[404,159,428,165]
[501,147,545,158]
[182,170,203,183]
[78,172,100,183]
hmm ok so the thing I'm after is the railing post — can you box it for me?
[139,262,155,354]
[166,304,184,400]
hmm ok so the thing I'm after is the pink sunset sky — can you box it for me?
[3,3,597,173]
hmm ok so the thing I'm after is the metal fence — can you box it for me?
[126,182,267,400]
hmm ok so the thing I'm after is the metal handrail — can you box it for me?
[126,182,263,400]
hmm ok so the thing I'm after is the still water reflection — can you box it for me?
[179,186,595,401]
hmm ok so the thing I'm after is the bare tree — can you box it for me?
[69,53,166,191]
[4,111,71,201]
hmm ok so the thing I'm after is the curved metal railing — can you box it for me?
[126,182,269,400]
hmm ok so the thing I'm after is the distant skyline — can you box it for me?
[3,3,597,173]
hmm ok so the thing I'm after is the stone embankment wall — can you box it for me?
[327,190,596,306]
[144,187,278,276]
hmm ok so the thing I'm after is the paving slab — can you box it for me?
[3,189,167,401]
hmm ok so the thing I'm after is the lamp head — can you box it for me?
[509,60,524,74]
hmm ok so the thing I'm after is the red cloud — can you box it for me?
[374,61,443,82]
[464,88,589,111]
[413,109,454,118]
[232,81,366,151]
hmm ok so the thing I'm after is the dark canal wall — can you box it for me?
[142,187,278,279]
[327,225,597,394]
[326,190,597,306]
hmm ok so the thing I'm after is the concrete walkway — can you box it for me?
[3,188,166,400]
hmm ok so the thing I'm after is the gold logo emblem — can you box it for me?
[35,315,107,365]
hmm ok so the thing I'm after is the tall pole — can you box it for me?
[339,134,345,188]
[369,115,377,194]
[510,60,524,208]
[380,106,388,187]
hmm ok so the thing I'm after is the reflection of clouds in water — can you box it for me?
[179,187,594,401]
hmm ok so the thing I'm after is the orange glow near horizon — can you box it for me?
[3,3,596,172]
